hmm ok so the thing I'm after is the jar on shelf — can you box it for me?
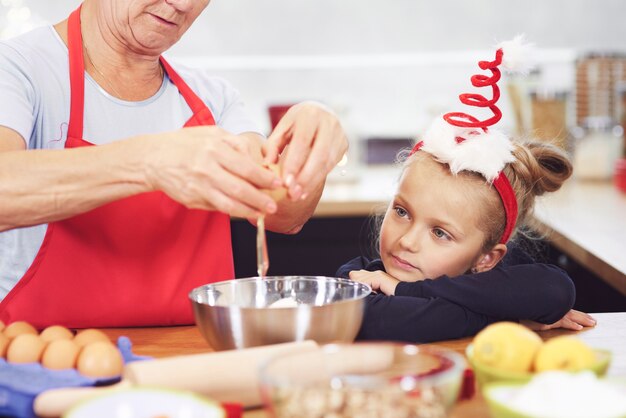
[572,116,624,181]
[615,158,626,193]
[618,83,626,157]
[530,89,569,149]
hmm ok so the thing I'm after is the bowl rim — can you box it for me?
[483,376,626,418]
[63,386,225,418]
[258,342,467,389]
[188,276,372,309]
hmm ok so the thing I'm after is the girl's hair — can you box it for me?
[396,140,572,252]
[478,140,573,250]
[373,140,572,257]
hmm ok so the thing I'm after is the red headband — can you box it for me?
[409,47,518,244]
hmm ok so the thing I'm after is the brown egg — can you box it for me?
[0,333,9,358]
[6,334,45,363]
[0,320,5,332]
[73,329,110,348]
[4,321,37,339]
[261,163,287,201]
[40,325,74,343]
[77,341,123,378]
[41,339,80,370]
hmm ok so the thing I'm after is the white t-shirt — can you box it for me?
[0,25,261,299]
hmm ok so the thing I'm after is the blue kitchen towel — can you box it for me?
[0,336,150,418]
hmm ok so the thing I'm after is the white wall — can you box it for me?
[1,1,624,146]
[11,0,624,53]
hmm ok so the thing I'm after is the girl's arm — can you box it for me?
[336,256,576,327]
[357,293,497,343]
[395,263,575,324]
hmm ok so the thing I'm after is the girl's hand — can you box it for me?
[263,102,348,201]
[521,309,597,331]
[349,270,400,296]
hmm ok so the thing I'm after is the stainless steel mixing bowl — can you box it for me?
[189,276,371,351]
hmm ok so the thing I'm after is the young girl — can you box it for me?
[338,37,595,343]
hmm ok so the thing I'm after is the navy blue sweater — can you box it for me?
[335,246,576,343]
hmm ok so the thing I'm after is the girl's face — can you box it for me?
[380,155,490,282]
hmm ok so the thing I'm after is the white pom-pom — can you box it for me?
[419,117,515,182]
[497,34,535,74]
[448,129,515,182]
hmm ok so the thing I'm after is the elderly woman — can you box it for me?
[0,0,348,328]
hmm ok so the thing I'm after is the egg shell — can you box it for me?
[73,329,111,348]
[7,333,46,363]
[77,341,124,378]
[42,339,80,370]
[0,333,9,358]
[4,321,38,339]
[40,325,74,343]
[261,163,287,201]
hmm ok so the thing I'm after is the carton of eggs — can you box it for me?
[0,320,124,378]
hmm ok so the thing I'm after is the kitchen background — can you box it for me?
[2,0,625,166]
[2,0,625,311]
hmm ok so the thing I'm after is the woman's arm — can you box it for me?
[357,293,496,343]
[0,126,280,231]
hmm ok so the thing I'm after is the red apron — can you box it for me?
[0,6,234,328]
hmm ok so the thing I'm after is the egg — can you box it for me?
[4,321,37,339]
[0,333,10,358]
[73,329,110,348]
[77,341,123,378]
[6,334,45,363]
[40,325,74,343]
[269,296,300,308]
[0,320,5,332]
[261,163,287,201]
[41,339,80,370]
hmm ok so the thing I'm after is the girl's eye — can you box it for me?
[433,228,452,240]
[394,206,408,218]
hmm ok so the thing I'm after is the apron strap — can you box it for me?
[67,5,85,140]
[160,57,213,118]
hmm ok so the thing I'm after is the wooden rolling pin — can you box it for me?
[34,340,319,417]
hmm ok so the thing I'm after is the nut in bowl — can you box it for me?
[260,343,466,418]
[189,276,371,350]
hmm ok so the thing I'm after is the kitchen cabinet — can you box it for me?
[231,216,374,278]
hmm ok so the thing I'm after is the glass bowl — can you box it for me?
[259,343,466,418]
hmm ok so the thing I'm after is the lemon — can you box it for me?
[534,336,596,372]
[473,322,543,373]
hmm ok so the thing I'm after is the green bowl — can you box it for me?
[483,378,626,418]
[466,344,611,387]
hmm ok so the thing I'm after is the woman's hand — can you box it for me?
[143,126,282,219]
[349,270,400,296]
[263,102,348,201]
[521,309,597,331]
